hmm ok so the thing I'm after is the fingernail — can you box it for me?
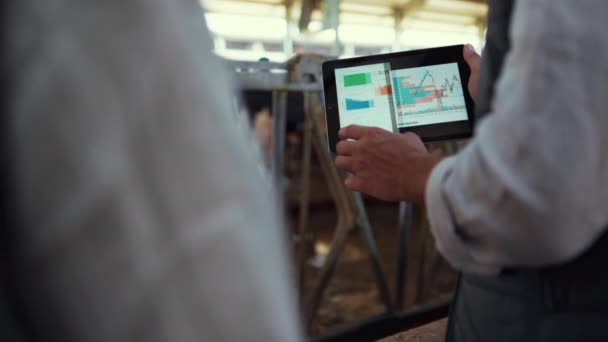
[466,44,475,53]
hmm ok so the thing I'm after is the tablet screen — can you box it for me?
[334,61,468,134]
[323,45,475,152]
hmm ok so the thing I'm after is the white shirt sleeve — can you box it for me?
[425,0,608,275]
[8,1,301,341]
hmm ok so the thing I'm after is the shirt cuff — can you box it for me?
[425,156,501,275]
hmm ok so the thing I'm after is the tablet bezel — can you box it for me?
[322,44,475,152]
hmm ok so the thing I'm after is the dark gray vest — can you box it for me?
[1,2,41,340]
[474,0,514,119]
[446,1,608,341]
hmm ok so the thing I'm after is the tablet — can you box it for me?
[322,44,475,152]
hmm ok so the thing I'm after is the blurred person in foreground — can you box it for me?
[1,1,301,341]
[335,1,608,341]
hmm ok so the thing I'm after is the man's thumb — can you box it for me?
[463,44,480,70]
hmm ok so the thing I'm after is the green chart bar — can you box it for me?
[344,72,372,87]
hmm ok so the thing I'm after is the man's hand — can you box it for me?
[334,125,441,204]
[464,44,481,102]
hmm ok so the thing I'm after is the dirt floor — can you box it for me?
[285,162,458,340]
[379,319,448,342]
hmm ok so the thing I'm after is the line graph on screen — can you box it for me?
[391,65,465,116]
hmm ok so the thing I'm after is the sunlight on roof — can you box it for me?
[201,0,487,62]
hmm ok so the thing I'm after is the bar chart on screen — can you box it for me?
[345,98,375,111]
[391,62,467,128]
[334,63,397,132]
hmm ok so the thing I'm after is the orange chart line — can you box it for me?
[375,85,392,96]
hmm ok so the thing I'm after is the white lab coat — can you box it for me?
[5,0,301,341]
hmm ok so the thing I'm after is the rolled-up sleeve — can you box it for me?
[425,0,608,274]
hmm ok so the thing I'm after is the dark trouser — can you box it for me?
[446,232,608,342]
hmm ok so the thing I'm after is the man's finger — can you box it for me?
[463,44,480,102]
[336,140,357,156]
[344,175,365,193]
[335,155,354,173]
[339,125,371,140]
[463,44,481,71]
